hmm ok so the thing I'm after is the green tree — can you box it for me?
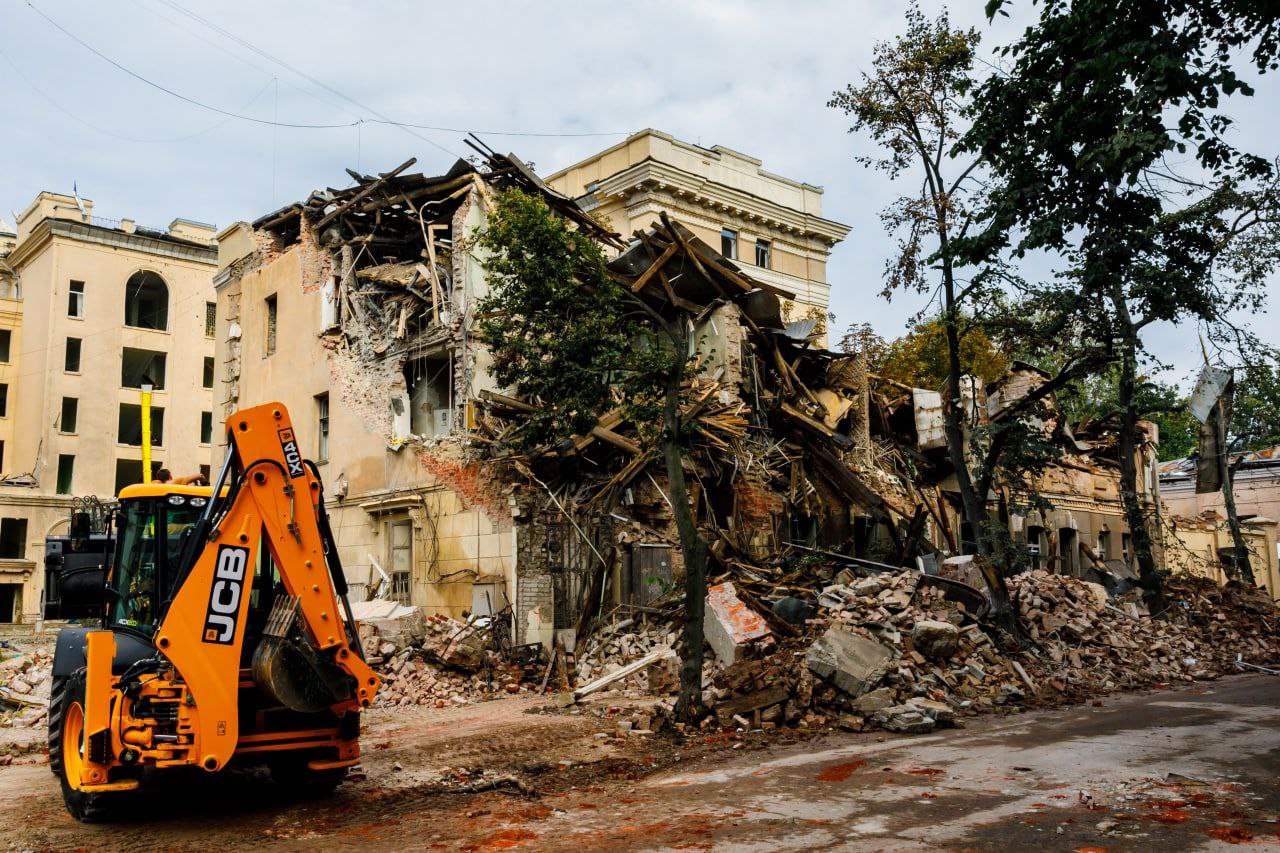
[1232,360,1280,452]
[828,5,1029,630]
[477,191,710,721]
[877,318,1011,389]
[963,0,1280,609]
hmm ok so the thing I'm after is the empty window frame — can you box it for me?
[755,239,771,269]
[121,348,166,390]
[1058,527,1079,575]
[205,301,217,338]
[265,294,278,355]
[0,518,27,559]
[124,271,168,330]
[114,460,164,494]
[202,356,215,390]
[0,384,8,418]
[60,397,78,433]
[200,411,213,445]
[1026,525,1046,572]
[316,393,329,462]
[68,280,85,318]
[117,403,165,446]
[720,228,738,260]
[65,338,82,373]
[0,330,10,363]
[1098,528,1112,561]
[56,455,74,495]
[389,520,412,604]
[0,441,5,473]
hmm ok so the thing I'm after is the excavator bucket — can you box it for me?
[251,596,351,714]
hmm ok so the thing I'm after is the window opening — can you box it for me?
[124,271,168,330]
[68,280,85,318]
[121,348,166,390]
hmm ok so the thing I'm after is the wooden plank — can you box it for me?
[629,242,679,293]
[780,401,854,449]
[573,646,675,700]
[479,389,536,413]
[590,426,641,456]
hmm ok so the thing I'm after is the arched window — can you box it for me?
[124,271,168,330]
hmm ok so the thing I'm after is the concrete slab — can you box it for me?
[704,582,772,665]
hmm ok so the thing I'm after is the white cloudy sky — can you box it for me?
[2,1,1276,388]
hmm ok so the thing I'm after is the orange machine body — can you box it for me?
[63,402,379,792]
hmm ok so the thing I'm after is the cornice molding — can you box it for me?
[596,159,851,247]
[6,219,217,270]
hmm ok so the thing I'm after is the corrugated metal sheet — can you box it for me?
[912,389,946,450]
[1189,364,1232,423]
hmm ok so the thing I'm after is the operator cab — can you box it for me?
[109,485,213,638]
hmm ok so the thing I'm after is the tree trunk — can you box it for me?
[1218,411,1255,585]
[661,377,708,723]
[1111,306,1165,613]
[940,267,1018,634]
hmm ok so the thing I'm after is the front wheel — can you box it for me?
[47,675,67,776]
[58,670,120,823]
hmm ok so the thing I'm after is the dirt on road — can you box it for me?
[4,676,1280,851]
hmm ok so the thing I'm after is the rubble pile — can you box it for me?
[0,650,51,729]
[574,617,678,689]
[364,613,534,707]
[584,566,1279,736]
[1012,571,1280,699]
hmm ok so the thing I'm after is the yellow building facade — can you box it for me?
[0,193,217,622]
[546,129,850,323]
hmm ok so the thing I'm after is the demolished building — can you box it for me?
[1159,447,1280,598]
[214,147,1187,660]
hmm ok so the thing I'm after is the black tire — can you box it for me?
[268,756,348,798]
[58,669,120,823]
[47,675,67,776]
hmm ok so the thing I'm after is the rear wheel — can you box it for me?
[47,675,67,775]
[58,670,119,823]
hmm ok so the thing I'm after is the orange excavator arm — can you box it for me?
[155,402,379,770]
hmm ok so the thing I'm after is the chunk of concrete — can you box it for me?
[853,575,889,597]
[872,704,936,734]
[911,620,960,660]
[852,686,897,714]
[906,698,956,725]
[704,582,772,665]
[351,599,425,646]
[805,627,894,698]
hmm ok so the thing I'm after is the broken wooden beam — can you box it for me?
[314,157,417,230]
[572,646,675,701]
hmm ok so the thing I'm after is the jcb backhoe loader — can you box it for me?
[48,402,380,821]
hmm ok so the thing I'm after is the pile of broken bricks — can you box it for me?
[581,568,1280,737]
[0,650,50,729]
[363,611,535,708]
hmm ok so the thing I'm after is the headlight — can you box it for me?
[189,497,207,508]
[167,495,186,506]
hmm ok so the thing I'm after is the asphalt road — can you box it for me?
[3,675,1278,850]
[537,674,1280,851]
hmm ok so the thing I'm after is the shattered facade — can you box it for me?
[214,139,861,652]
[215,142,1200,661]
[983,363,1164,588]
[1160,446,1280,598]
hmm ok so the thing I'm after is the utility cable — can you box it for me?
[26,2,358,129]
[0,42,275,144]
